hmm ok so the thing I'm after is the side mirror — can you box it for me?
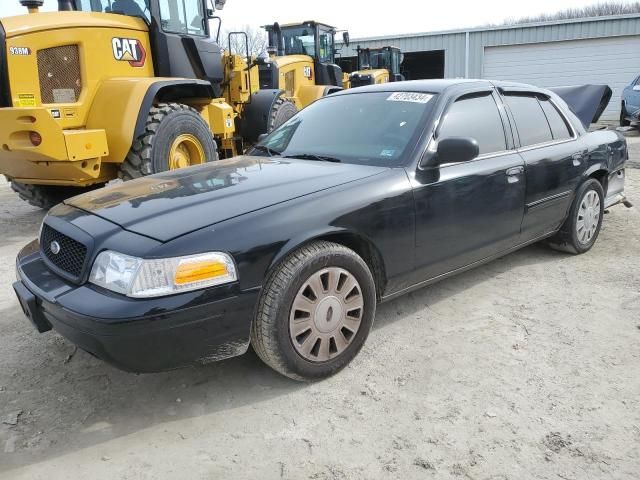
[432,137,479,166]
[257,133,269,142]
[343,32,350,47]
[633,85,640,92]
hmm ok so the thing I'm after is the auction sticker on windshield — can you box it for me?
[387,92,433,103]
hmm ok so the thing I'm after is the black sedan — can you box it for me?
[14,80,629,381]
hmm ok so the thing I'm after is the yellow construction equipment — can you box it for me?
[349,46,405,88]
[259,21,350,110]
[0,0,298,208]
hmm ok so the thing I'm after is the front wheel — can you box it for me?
[620,103,631,127]
[548,179,604,254]
[251,241,377,381]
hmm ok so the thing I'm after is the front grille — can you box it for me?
[37,45,82,104]
[0,23,10,107]
[40,223,87,278]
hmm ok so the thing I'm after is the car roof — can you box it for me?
[336,79,544,95]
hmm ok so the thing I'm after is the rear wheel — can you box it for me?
[10,181,104,210]
[620,103,631,127]
[120,103,218,181]
[548,179,604,254]
[251,241,377,381]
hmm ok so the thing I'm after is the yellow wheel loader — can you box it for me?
[349,46,405,88]
[259,21,350,111]
[0,0,297,208]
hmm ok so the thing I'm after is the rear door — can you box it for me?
[411,88,526,282]
[501,91,585,240]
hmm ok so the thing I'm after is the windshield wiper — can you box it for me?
[284,153,343,163]
[252,145,282,157]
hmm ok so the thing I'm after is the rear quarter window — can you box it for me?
[539,98,573,141]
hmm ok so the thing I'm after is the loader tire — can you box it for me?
[267,96,298,133]
[10,181,103,210]
[119,103,218,181]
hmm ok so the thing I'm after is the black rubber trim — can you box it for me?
[133,79,214,140]
[0,22,11,108]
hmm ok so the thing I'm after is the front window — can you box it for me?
[281,26,316,58]
[159,0,206,36]
[360,49,391,70]
[252,91,437,167]
[76,0,150,21]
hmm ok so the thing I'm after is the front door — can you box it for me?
[411,89,526,282]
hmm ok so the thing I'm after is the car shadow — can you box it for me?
[0,241,570,472]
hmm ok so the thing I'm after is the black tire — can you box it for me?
[251,241,377,381]
[119,103,218,181]
[548,179,605,254]
[267,96,298,133]
[620,103,631,127]
[10,181,104,210]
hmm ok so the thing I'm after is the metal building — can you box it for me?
[340,14,640,122]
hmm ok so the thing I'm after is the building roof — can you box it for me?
[339,13,640,44]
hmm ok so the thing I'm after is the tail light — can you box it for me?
[29,131,42,146]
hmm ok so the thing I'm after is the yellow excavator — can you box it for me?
[349,46,405,88]
[0,0,298,208]
[259,21,349,110]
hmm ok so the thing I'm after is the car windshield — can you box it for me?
[75,0,150,21]
[251,91,437,167]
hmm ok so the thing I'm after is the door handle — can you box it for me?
[505,166,523,183]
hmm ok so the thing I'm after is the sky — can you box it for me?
[2,0,636,38]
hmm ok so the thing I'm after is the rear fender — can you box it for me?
[86,78,214,164]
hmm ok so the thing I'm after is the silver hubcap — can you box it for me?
[576,190,601,245]
[289,267,364,362]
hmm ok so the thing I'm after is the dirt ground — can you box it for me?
[0,137,639,480]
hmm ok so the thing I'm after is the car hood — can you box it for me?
[66,156,387,242]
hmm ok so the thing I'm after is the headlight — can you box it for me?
[89,251,237,298]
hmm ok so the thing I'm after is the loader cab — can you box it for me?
[71,0,225,95]
[357,46,404,81]
[263,21,345,89]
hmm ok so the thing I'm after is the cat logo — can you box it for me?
[112,38,146,67]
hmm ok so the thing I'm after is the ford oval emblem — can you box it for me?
[50,241,61,255]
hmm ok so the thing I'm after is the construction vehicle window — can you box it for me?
[159,0,206,36]
[282,27,316,57]
[253,92,437,167]
[318,31,334,63]
[77,0,150,21]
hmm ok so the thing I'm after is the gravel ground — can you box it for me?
[0,137,639,479]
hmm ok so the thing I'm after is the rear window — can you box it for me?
[539,98,573,141]
[504,94,553,147]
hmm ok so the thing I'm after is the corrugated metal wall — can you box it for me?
[341,14,640,79]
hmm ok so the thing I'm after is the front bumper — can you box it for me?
[14,241,259,373]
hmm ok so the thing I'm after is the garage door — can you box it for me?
[483,36,640,123]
